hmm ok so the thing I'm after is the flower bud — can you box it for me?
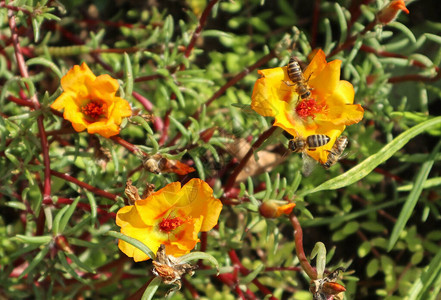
[259,201,295,218]
[377,0,409,25]
[54,235,73,254]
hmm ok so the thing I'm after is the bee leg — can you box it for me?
[283,80,296,87]
[325,150,336,155]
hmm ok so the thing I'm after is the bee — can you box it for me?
[288,134,331,176]
[288,135,331,153]
[322,136,348,169]
[284,56,311,99]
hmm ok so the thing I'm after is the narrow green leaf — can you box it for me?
[388,22,416,43]
[407,248,441,300]
[32,17,40,42]
[169,116,190,139]
[84,190,97,222]
[302,198,404,228]
[270,174,280,200]
[323,18,333,54]
[287,171,301,198]
[106,230,155,259]
[179,251,220,274]
[141,277,162,300]
[263,172,271,200]
[124,52,133,97]
[397,177,441,192]
[167,80,185,108]
[387,139,441,251]
[66,252,96,274]
[57,251,88,284]
[18,245,50,279]
[425,33,441,45]
[241,263,264,284]
[52,205,71,235]
[301,117,441,196]
[334,3,347,45]
[27,57,63,79]
[59,196,81,234]
[131,115,154,135]
[15,235,52,245]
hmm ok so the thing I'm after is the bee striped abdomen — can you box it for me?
[323,136,348,169]
[287,58,303,83]
[306,135,330,149]
[286,56,311,99]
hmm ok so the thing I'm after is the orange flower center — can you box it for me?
[81,101,105,119]
[295,98,324,119]
[159,216,184,233]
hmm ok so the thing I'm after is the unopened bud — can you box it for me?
[259,201,295,218]
[54,235,73,254]
[377,0,409,25]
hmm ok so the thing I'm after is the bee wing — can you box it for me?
[302,152,318,177]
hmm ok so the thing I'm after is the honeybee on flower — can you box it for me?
[251,49,364,167]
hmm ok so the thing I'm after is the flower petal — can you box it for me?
[86,120,121,138]
[135,182,182,226]
[176,179,223,232]
[309,60,342,99]
[316,81,364,126]
[304,49,327,81]
[61,63,96,96]
[89,74,120,105]
[251,67,294,117]
[116,205,158,262]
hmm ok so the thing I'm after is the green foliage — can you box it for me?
[1,0,441,299]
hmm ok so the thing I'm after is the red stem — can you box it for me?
[8,10,52,206]
[289,213,317,280]
[228,250,278,300]
[1,1,32,15]
[132,91,153,112]
[50,170,118,201]
[183,0,219,60]
[110,136,140,153]
[311,0,321,49]
[158,109,171,146]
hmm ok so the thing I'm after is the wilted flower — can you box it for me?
[251,49,364,163]
[116,178,223,262]
[310,267,346,300]
[152,244,197,295]
[259,200,295,218]
[51,63,132,138]
[142,153,195,175]
[377,0,409,25]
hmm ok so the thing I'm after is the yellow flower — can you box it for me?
[116,178,223,262]
[51,63,132,138]
[251,49,364,163]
